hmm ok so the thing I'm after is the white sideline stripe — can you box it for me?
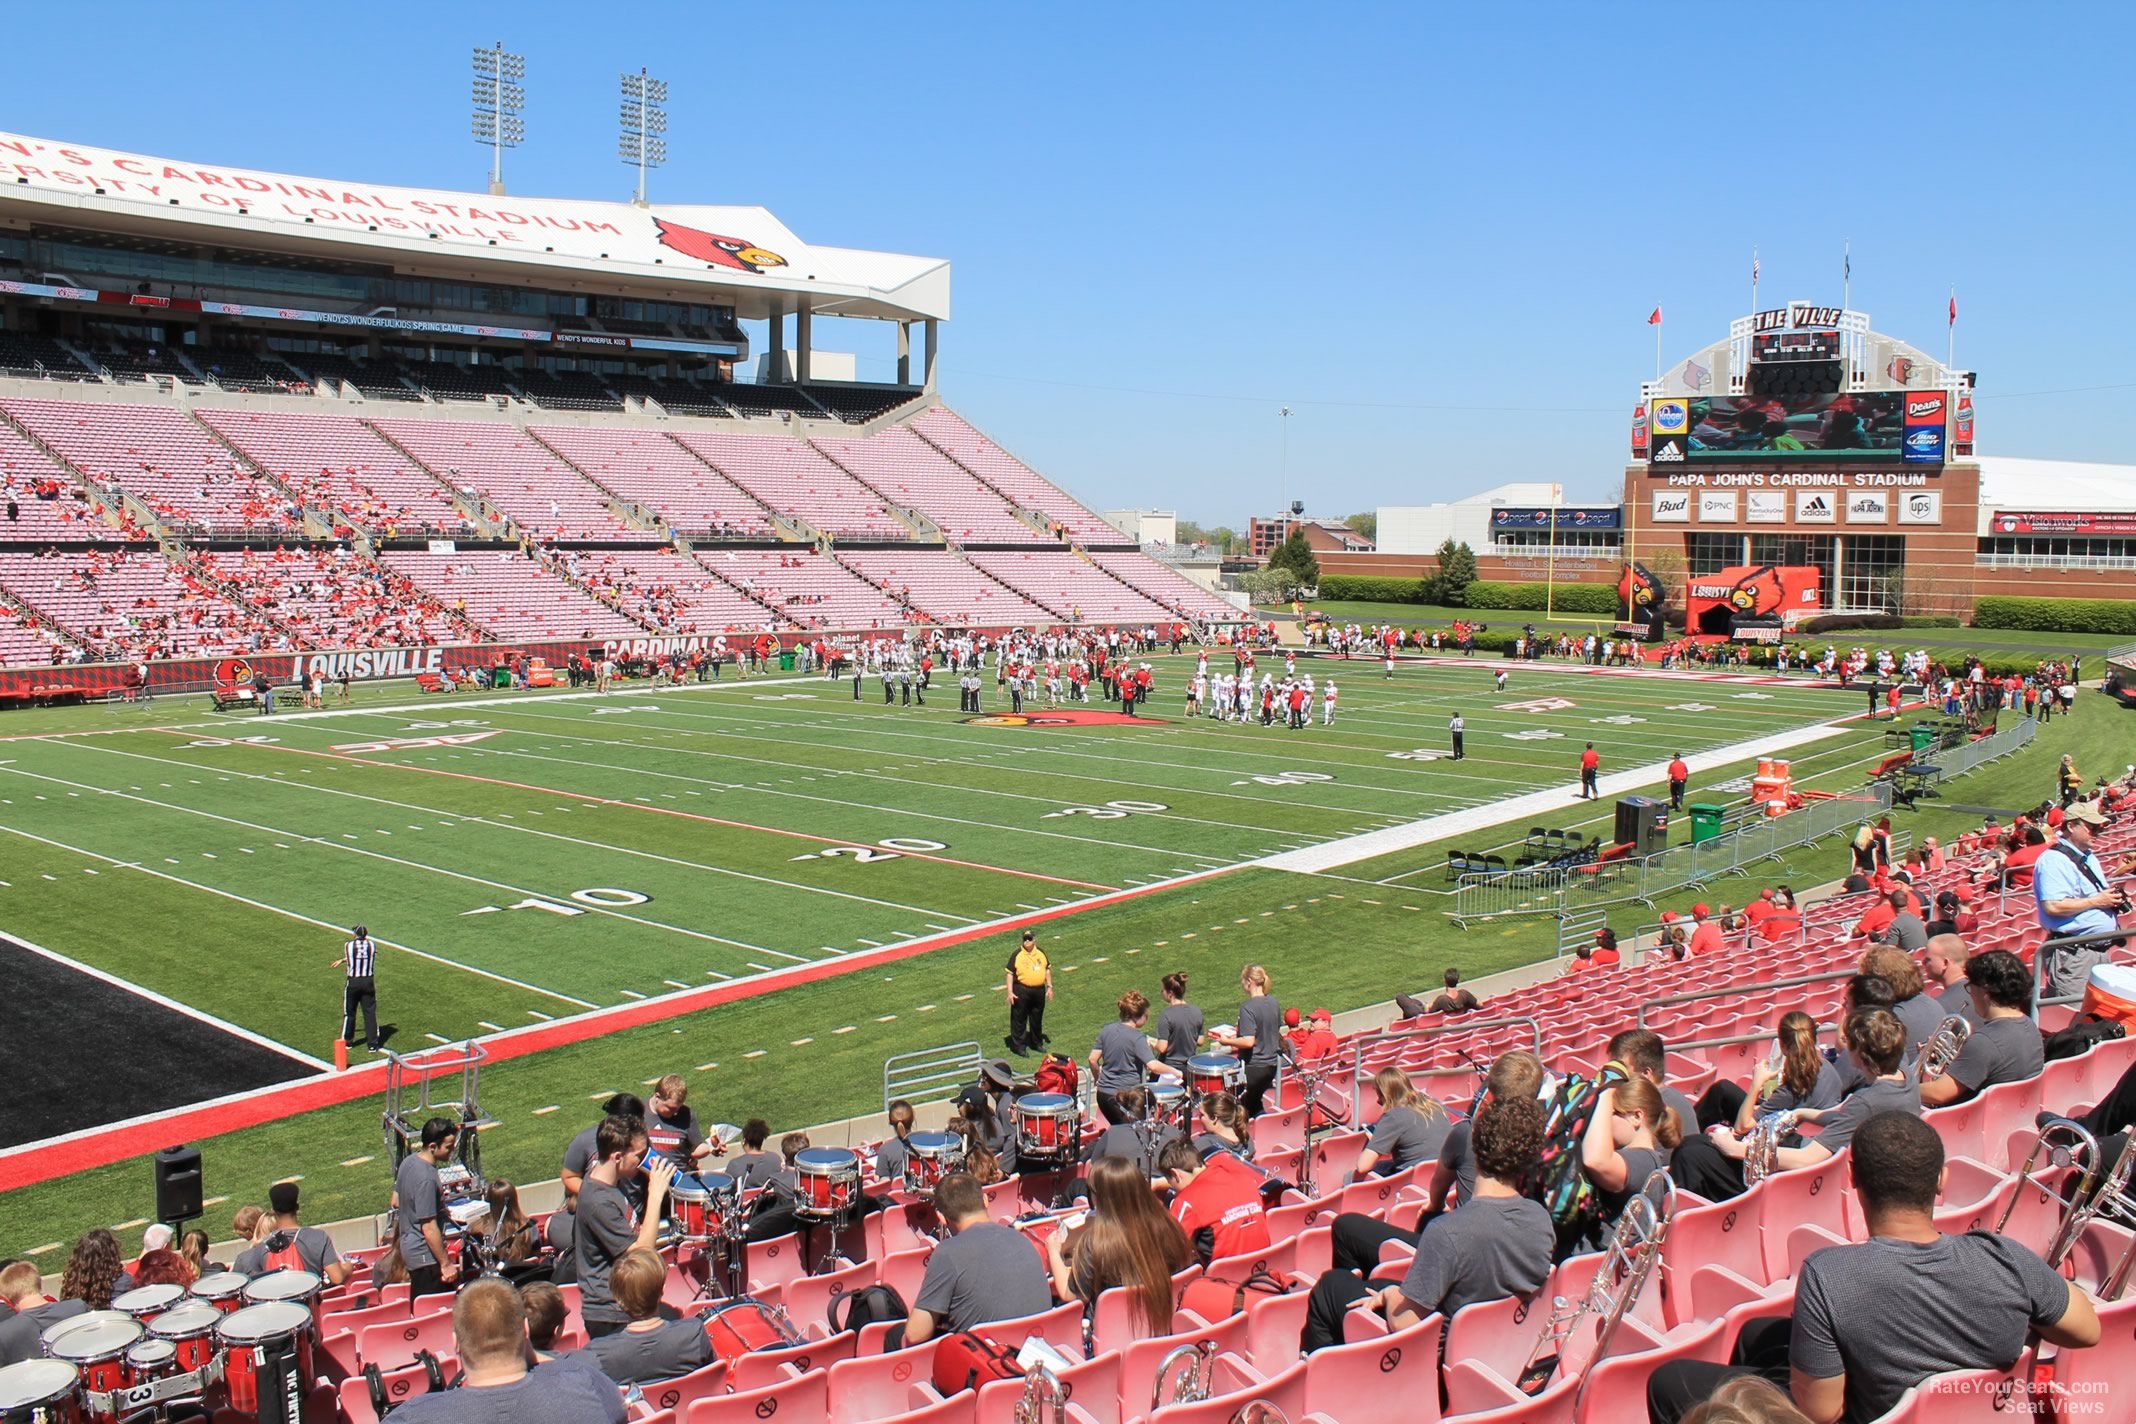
[1254,718,1855,874]
[0,822,594,1009]
[1,930,333,1071]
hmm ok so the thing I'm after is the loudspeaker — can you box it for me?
[153,1144,204,1224]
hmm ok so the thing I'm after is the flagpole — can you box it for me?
[1947,288,1956,373]
[1654,312,1663,382]
[1751,245,1759,313]
[1843,240,1851,310]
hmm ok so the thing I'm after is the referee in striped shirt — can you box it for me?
[333,924,383,1052]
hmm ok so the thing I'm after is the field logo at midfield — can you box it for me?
[965,710,1169,729]
[1498,697,1575,713]
[332,731,502,754]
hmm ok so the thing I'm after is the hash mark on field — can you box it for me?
[696,1062,719,1072]
[664,979,691,989]
[1362,899,1382,906]
[24,1243,61,1256]
[201,852,216,860]
[113,1217,148,1231]
[1126,947,1140,954]
[532,1106,560,1116]
[425,1032,451,1044]
[619,989,648,1000]
[707,971,732,980]
[528,1010,554,1021]
[1183,933,1196,939]
[877,1014,897,1022]
[204,1197,228,1208]
[856,938,883,948]
[478,1022,504,1033]
[791,1037,813,1046]
[587,1090,618,1100]
[745,962,773,972]
[744,1049,767,1059]
[917,1004,936,1011]
[1091,956,1108,963]
[341,1156,374,1168]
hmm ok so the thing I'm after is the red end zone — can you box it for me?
[0,864,1237,1192]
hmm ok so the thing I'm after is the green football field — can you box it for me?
[4,651,2096,1253]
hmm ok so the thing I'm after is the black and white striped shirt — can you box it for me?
[344,937,377,978]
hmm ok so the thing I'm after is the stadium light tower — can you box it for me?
[620,68,669,207]
[472,42,526,197]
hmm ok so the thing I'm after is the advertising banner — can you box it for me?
[1795,490,1837,523]
[1651,489,1691,523]
[1901,391,1948,465]
[1896,490,1943,525]
[1845,490,1890,523]
[1490,507,1622,530]
[1697,491,1738,523]
[1650,392,1912,462]
[1990,511,2136,536]
[1745,491,1788,523]
[1684,564,1822,637]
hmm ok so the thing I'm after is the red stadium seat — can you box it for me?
[1301,1312,1441,1424]
[639,1361,731,1418]
[685,1367,829,1424]
[825,1340,944,1424]
[1148,1360,1308,1424]
[975,1349,1122,1424]
[1864,1349,2036,1423]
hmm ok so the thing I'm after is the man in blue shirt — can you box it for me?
[2035,802,2128,999]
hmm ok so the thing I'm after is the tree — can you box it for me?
[1435,538,1478,607]
[1343,511,1377,543]
[1268,526,1321,589]
[1176,521,1238,555]
[1237,567,1299,605]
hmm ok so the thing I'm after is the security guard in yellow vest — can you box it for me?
[1003,929,1054,1056]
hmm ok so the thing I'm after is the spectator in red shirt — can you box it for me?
[1687,904,1724,957]
[1162,1140,1272,1267]
[1741,889,1774,935]
[1570,928,1622,973]
[1578,743,1601,800]
[1666,754,1690,811]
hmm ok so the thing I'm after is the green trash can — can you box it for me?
[778,650,796,672]
[491,667,511,689]
[1910,724,1936,755]
[1688,802,1726,844]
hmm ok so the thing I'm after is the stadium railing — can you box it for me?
[1338,1016,1543,1124]
[883,1040,982,1115]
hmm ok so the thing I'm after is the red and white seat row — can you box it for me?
[563,549,783,634]
[966,551,1177,625]
[834,550,1057,626]
[531,426,779,540]
[677,430,910,541]
[371,417,660,543]
[0,549,282,660]
[380,551,647,642]
[813,427,1039,545]
[910,407,1124,545]
[1089,553,1239,623]
[3,398,300,535]
[690,549,909,630]
[195,409,468,539]
[194,548,470,649]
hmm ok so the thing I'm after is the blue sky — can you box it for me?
[8,3,2130,525]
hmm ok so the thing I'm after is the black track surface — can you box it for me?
[0,935,319,1149]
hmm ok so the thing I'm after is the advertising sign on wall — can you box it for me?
[1846,491,1890,523]
[1651,489,1691,523]
[1697,491,1738,523]
[1745,491,1788,523]
[1896,491,1943,525]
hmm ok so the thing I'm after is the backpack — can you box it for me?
[827,1283,908,1336]
[364,1349,451,1417]
[930,1331,1023,1395]
[1530,1066,1626,1256]
[262,1230,307,1275]
[1034,1054,1079,1098]
[1177,1263,1293,1319]
[2043,1016,2127,1062]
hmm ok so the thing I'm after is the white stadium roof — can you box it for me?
[0,131,948,323]
[1975,457,2136,514]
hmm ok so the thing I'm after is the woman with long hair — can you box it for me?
[1192,1092,1255,1162]
[1045,1156,1189,1334]
[131,1248,195,1289]
[61,1229,126,1310]
[1353,1066,1450,1179]
[1693,1010,1841,1133]
[1213,964,1282,1117]
[1152,972,1204,1080]
[482,1179,536,1266]
[1581,1076,1680,1228]
[179,1230,214,1280]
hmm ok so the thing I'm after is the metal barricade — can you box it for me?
[884,1040,983,1115]
[1557,906,1611,963]
[1917,716,2037,785]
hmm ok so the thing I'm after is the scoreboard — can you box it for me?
[1752,328,1842,364]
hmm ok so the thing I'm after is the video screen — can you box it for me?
[1649,393,1910,462]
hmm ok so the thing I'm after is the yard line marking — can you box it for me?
[532,1106,561,1116]
[0,816,595,1010]
[791,1037,813,1046]
[620,989,648,1000]
[954,993,974,1001]
[696,1062,719,1072]
[424,1032,451,1044]
[341,1157,373,1167]
[113,1218,149,1231]
[877,1014,897,1022]
[833,1026,855,1035]
[856,938,883,947]
[744,1049,767,1059]
[10,757,796,967]
[99,741,981,922]
[0,928,332,1071]
[478,1022,504,1033]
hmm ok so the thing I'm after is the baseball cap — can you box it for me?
[1759,888,1775,901]
[1692,903,1711,919]
[1283,1007,1302,1028]
[1311,1008,1331,1023]
[1660,911,1680,924]
[2065,801,2109,828]
[269,1181,301,1215]
[2047,807,2065,827]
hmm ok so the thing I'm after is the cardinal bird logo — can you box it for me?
[652,218,788,275]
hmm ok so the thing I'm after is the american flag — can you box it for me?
[1752,252,1760,285]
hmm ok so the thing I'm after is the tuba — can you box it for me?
[1153,1340,1216,1412]
[1232,1407,1293,1424]
[1742,1110,1800,1186]
[1521,1170,1673,1392]
[1013,1364,1066,1424]
[1916,1016,1972,1081]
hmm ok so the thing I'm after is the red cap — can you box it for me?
[1760,888,1774,901]
[1660,911,1680,924]
[1692,903,1711,918]
[1311,1008,1332,1022]
[1283,1007,1301,1028]
[2047,807,2065,827]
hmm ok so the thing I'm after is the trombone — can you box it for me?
[2000,1116,2136,1299]
[1521,1170,1674,1391]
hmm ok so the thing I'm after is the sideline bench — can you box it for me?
[1571,841,1633,887]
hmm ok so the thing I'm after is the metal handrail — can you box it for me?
[1345,1015,1544,1123]
[2032,898,2136,1008]
[1638,970,1856,1029]
[884,1040,984,1115]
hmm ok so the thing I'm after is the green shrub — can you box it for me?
[1973,597,2136,635]
[1464,581,1619,614]
[1315,575,1435,604]
[1800,613,1905,635]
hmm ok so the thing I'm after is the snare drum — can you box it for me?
[38,1312,130,1355]
[1148,1082,1187,1132]
[146,1301,223,1375]
[0,1358,81,1424]
[792,1148,861,1221]
[187,1272,249,1314]
[120,1338,177,1388]
[902,1132,965,1196]
[699,1297,801,1364]
[1187,1053,1245,1099]
[240,1269,323,1315]
[216,1302,312,1424]
[1014,1092,1081,1164]
[45,1318,140,1419]
[108,1285,186,1322]
[669,1172,740,1242]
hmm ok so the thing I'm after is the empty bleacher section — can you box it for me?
[370,417,661,543]
[720,383,826,420]
[193,548,472,649]
[677,429,912,540]
[0,330,96,381]
[814,426,1045,544]
[836,548,1057,625]
[0,549,283,659]
[1090,551,1241,622]
[1,397,302,536]
[910,406,1125,545]
[194,409,470,538]
[530,426,776,540]
[190,348,309,396]
[0,419,134,540]
[557,548,780,633]
[515,368,624,413]
[694,548,910,629]
[381,551,648,642]
[967,549,1178,623]
[802,383,920,423]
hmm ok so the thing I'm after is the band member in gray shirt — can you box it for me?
[896,1174,1053,1348]
[573,1250,714,1386]
[395,1117,460,1302]
[1090,991,1180,1125]
[1919,949,2044,1109]
[1214,964,1283,1117]
[1152,973,1205,1078]
[576,1116,677,1337]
